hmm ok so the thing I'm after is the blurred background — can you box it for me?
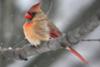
[0,0,100,67]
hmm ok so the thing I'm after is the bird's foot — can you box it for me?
[30,45,41,48]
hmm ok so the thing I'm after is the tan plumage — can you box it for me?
[23,2,88,63]
[23,11,51,46]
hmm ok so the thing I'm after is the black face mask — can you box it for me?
[32,12,36,17]
[28,12,36,20]
[25,12,37,22]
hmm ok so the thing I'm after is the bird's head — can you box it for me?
[24,3,41,20]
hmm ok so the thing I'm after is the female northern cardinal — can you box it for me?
[23,3,89,64]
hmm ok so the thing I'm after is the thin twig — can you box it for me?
[81,39,100,41]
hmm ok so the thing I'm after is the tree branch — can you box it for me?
[0,36,66,61]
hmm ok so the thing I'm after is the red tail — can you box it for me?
[66,46,89,64]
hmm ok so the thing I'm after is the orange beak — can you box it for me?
[24,13,32,19]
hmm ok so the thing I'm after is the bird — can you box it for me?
[23,2,89,64]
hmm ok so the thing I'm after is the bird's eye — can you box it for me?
[32,12,36,17]
[26,12,36,20]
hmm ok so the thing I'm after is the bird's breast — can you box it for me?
[23,22,50,45]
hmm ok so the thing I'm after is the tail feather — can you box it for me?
[66,46,89,64]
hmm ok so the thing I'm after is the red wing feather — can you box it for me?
[48,22,62,38]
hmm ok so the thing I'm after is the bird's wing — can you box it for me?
[47,22,62,38]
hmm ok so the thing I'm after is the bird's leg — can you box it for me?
[30,45,36,48]
[30,44,41,48]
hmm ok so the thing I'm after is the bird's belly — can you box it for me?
[23,25,50,46]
